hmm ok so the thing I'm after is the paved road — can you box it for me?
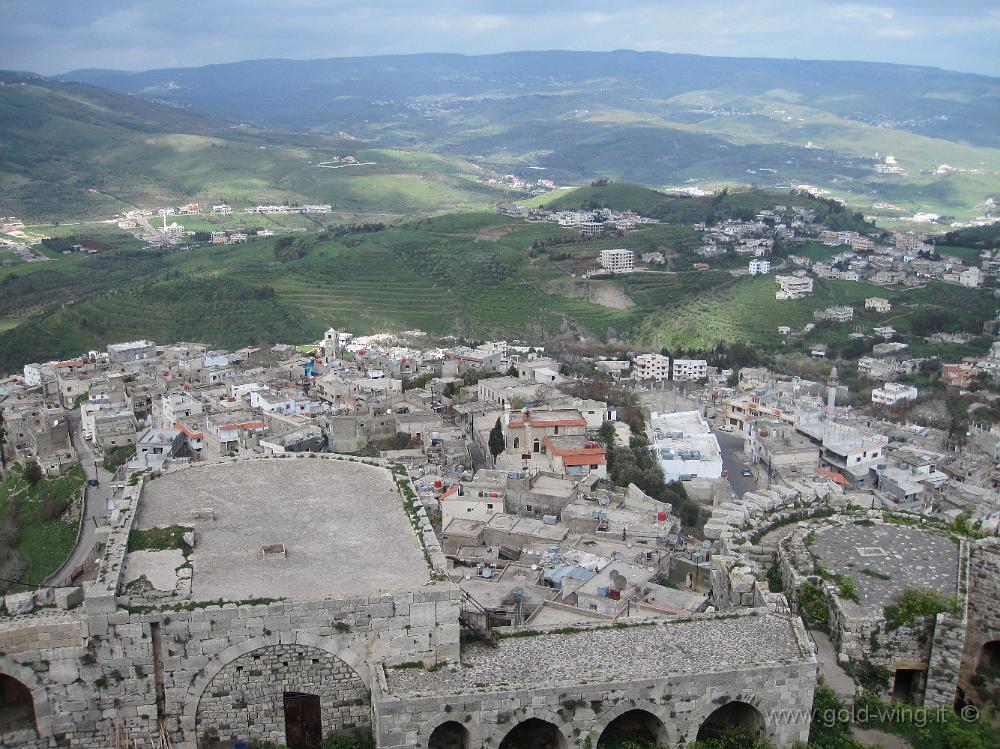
[715,430,759,500]
[44,410,112,586]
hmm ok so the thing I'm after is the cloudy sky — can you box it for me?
[2,1,998,77]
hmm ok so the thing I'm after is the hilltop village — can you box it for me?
[0,325,998,749]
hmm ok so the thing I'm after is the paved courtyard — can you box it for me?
[811,523,959,608]
[133,458,429,601]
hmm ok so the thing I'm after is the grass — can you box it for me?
[635,274,996,351]
[0,75,504,223]
[127,525,191,553]
[0,464,85,588]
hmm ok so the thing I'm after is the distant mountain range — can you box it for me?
[63,51,1000,147]
[58,51,1000,221]
[0,71,495,222]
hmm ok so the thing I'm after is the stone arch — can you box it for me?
[191,638,369,747]
[428,719,471,749]
[498,717,568,749]
[183,632,366,727]
[0,657,51,738]
[696,700,766,743]
[596,708,669,747]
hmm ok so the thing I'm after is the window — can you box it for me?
[487,503,494,510]
[513,437,519,449]
[554,425,559,435]
[526,505,533,512]
[533,440,540,453]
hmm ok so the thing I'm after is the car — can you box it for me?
[741,468,753,477]
[718,424,735,433]
[721,469,729,478]
[87,479,100,487]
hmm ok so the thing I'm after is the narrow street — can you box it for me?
[45,410,113,586]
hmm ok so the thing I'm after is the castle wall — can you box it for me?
[0,586,461,749]
[374,661,818,749]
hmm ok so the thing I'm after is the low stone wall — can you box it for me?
[375,661,817,749]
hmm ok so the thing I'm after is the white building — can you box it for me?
[23,363,42,388]
[748,258,771,275]
[872,382,919,405]
[775,275,814,300]
[650,411,723,481]
[960,268,982,288]
[599,248,635,274]
[672,359,708,382]
[107,340,156,363]
[632,353,670,382]
[865,297,892,313]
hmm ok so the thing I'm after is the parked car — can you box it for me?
[87,478,99,487]
[721,469,729,478]
[741,468,753,477]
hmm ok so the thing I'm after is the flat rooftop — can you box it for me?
[811,523,959,608]
[132,458,430,601]
[385,612,808,697]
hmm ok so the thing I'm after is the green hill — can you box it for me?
[533,182,874,233]
[0,72,499,222]
[62,51,1000,221]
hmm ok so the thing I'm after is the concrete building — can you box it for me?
[774,275,813,300]
[673,359,708,382]
[748,258,771,275]
[865,297,892,313]
[632,353,670,382]
[872,382,919,405]
[599,248,635,274]
[650,411,723,481]
[107,340,156,363]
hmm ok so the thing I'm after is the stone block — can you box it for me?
[4,590,35,615]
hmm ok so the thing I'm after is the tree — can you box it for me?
[597,420,617,451]
[23,460,42,484]
[488,418,506,464]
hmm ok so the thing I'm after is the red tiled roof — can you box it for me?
[219,420,267,431]
[816,467,849,485]
[174,421,204,440]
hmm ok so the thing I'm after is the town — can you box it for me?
[0,319,997,748]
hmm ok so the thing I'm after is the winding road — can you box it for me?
[44,410,112,586]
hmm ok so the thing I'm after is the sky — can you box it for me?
[1,1,998,78]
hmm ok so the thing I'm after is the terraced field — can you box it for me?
[635,274,996,351]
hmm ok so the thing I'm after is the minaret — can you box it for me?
[826,365,839,438]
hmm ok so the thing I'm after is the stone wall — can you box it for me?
[957,538,1000,705]
[374,660,817,749]
[0,585,461,749]
[195,644,370,745]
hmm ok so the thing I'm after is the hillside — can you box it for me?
[0,72,500,222]
[0,186,994,373]
[61,51,1000,222]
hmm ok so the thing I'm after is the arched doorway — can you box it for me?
[429,720,470,749]
[195,644,369,748]
[0,673,36,734]
[499,718,567,749]
[597,709,667,748]
[696,700,765,743]
[977,641,1000,673]
[973,640,1000,704]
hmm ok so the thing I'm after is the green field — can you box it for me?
[0,75,502,223]
[634,275,996,352]
[0,184,994,372]
[0,464,85,589]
